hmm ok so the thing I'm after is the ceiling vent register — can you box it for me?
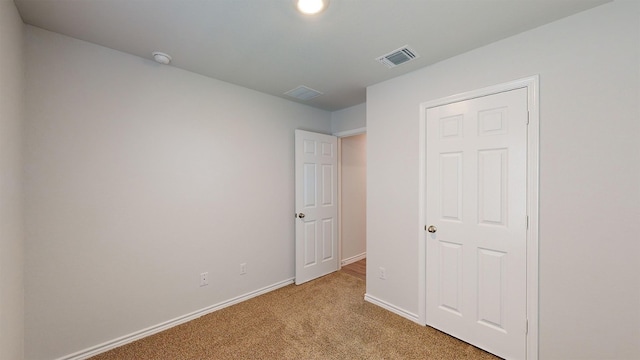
[284,85,324,101]
[377,46,419,68]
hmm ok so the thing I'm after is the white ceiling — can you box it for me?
[14,0,609,111]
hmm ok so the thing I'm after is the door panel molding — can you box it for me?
[418,76,539,360]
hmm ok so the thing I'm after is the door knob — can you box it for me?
[427,225,437,233]
[298,213,306,219]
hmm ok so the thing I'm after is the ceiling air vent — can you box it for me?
[284,85,324,101]
[376,45,419,68]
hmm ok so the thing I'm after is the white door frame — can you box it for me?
[417,76,539,359]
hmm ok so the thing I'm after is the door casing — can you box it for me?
[418,76,539,360]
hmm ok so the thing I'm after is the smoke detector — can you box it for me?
[152,52,172,65]
[376,46,419,68]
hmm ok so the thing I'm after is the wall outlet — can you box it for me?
[240,263,247,275]
[379,267,386,280]
[200,272,209,287]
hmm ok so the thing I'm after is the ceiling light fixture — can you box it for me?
[152,51,172,65]
[295,0,328,15]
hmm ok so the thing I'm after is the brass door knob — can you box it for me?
[427,225,437,233]
[298,213,306,219]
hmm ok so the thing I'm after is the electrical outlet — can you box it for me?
[200,272,209,287]
[379,267,386,280]
[240,263,247,275]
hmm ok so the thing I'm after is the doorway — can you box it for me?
[293,129,367,285]
[339,133,367,272]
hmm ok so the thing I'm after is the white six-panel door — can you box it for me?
[426,88,528,359]
[295,130,338,285]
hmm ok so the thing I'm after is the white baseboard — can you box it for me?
[57,278,295,360]
[364,293,420,325]
[341,252,366,266]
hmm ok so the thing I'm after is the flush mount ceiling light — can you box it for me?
[295,0,329,15]
[152,51,172,65]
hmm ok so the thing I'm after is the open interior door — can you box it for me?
[295,130,338,285]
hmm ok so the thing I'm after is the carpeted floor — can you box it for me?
[90,271,500,359]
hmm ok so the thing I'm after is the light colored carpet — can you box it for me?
[90,271,500,359]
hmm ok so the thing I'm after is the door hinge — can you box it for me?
[526,111,530,125]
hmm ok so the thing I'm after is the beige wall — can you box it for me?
[340,134,366,263]
[24,26,331,359]
[366,1,640,359]
[0,1,25,359]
